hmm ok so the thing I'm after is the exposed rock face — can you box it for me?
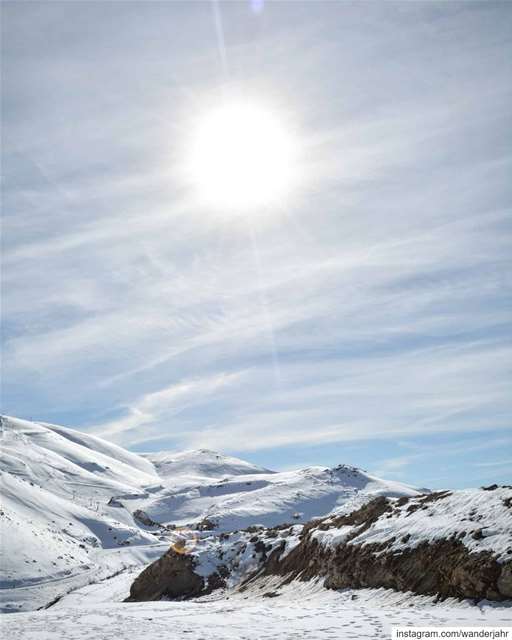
[497,564,512,596]
[196,517,218,531]
[251,491,512,601]
[260,532,512,601]
[107,497,124,508]
[126,548,204,601]
[133,509,160,528]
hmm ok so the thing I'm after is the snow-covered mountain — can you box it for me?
[1,416,158,499]
[0,417,166,612]
[128,461,421,533]
[0,415,421,612]
[145,449,273,479]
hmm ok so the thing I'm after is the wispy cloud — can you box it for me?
[475,460,512,468]
[90,372,244,442]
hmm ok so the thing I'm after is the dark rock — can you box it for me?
[126,548,204,602]
[245,525,266,533]
[254,540,267,555]
[497,564,512,598]
[133,509,160,528]
[196,518,217,531]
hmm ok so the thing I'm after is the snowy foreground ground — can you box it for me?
[3,572,512,640]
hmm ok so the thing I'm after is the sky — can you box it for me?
[2,1,511,489]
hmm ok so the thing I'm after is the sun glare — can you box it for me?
[186,102,297,211]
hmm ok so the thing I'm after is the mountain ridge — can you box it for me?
[0,414,421,612]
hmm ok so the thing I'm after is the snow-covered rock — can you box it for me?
[127,488,512,603]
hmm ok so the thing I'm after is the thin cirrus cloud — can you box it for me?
[2,1,511,488]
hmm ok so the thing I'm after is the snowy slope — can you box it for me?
[1,416,158,504]
[41,421,156,477]
[0,416,166,612]
[126,463,422,532]
[0,472,156,588]
[145,449,273,480]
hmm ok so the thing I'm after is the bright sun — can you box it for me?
[186,102,297,211]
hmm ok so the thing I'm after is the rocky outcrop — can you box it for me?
[247,490,512,601]
[132,509,160,528]
[125,545,231,602]
[196,517,218,531]
[256,530,512,601]
[127,487,512,603]
[126,548,204,601]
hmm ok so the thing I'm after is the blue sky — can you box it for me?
[2,1,511,489]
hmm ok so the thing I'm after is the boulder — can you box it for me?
[126,548,203,602]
